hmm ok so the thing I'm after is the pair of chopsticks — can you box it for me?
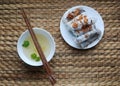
[20,8,56,85]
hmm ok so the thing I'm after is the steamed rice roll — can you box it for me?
[66,8,85,21]
[67,14,96,31]
[75,27,101,48]
[75,28,98,44]
[75,26,101,43]
[80,33,99,48]
[69,24,93,37]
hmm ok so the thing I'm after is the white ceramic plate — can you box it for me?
[60,6,104,49]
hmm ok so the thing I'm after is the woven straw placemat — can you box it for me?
[0,0,120,86]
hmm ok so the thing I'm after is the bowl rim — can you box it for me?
[17,27,55,66]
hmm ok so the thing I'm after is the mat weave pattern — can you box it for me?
[0,0,120,86]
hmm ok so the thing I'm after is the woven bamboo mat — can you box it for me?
[0,0,120,86]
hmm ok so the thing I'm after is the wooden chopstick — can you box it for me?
[20,8,56,85]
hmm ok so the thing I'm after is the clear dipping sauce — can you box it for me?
[22,34,50,62]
